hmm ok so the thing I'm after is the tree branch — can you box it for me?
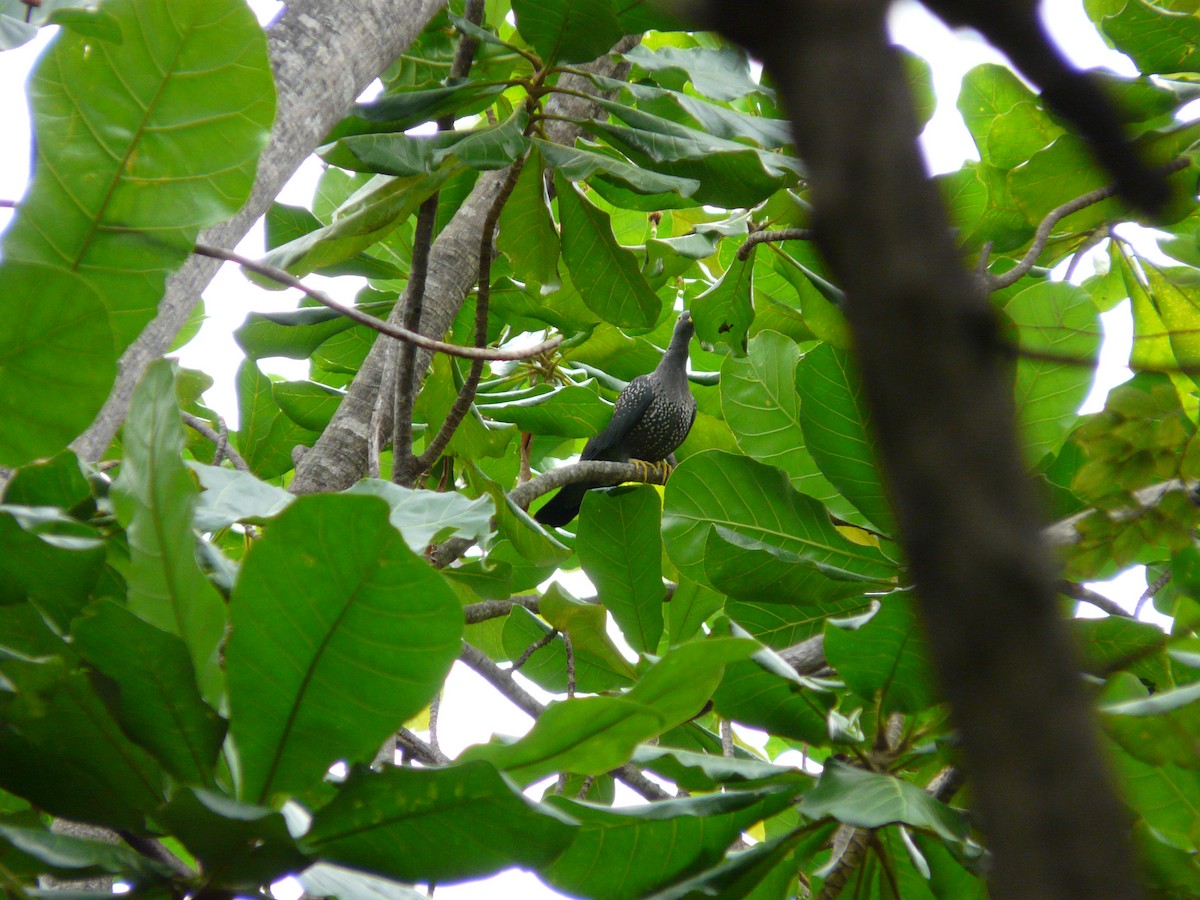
[987,157,1189,291]
[181,412,250,472]
[737,227,815,261]
[191,243,560,362]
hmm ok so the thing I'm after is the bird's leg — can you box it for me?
[629,458,674,484]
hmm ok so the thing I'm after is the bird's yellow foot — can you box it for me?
[630,458,673,484]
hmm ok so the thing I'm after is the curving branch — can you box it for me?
[737,227,815,261]
[191,243,561,362]
[181,412,250,472]
[986,157,1190,292]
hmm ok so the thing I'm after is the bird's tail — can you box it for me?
[533,483,590,527]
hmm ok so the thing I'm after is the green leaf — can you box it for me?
[556,172,661,329]
[1145,264,1200,373]
[720,332,841,507]
[234,307,359,360]
[260,170,451,278]
[71,601,225,787]
[957,64,1037,165]
[2,451,92,511]
[158,788,309,891]
[236,360,321,479]
[298,864,427,900]
[327,79,509,140]
[624,43,766,104]
[712,655,834,745]
[0,506,103,626]
[0,824,164,880]
[226,494,462,804]
[0,263,116,467]
[322,109,529,176]
[344,478,495,552]
[632,744,801,792]
[799,760,970,844]
[1102,0,1200,75]
[111,360,227,704]
[693,252,754,355]
[0,659,166,831]
[502,603,634,694]
[1005,281,1100,461]
[497,146,560,290]
[578,485,665,654]
[2,0,274,347]
[662,450,897,590]
[304,762,576,884]
[797,343,896,534]
[464,637,757,785]
[189,463,294,532]
[536,138,701,206]
[1103,680,1200,770]
[644,832,806,900]
[666,577,726,645]
[823,592,938,714]
[540,582,639,684]
[273,380,345,433]
[477,382,613,438]
[512,0,623,65]
[1110,743,1200,850]
[540,785,802,900]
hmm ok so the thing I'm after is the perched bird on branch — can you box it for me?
[534,311,698,527]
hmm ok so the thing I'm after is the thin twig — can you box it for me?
[181,412,250,471]
[986,157,1189,292]
[192,243,561,361]
[428,692,443,761]
[563,631,576,699]
[1136,570,1171,618]
[737,227,815,261]
[395,726,449,766]
[403,156,528,484]
[510,628,558,672]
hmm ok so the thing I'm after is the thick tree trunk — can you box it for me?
[73,0,446,462]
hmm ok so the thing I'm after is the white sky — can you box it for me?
[0,2,1171,897]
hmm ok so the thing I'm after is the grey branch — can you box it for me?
[181,412,250,472]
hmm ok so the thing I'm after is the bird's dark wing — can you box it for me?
[581,375,654,461]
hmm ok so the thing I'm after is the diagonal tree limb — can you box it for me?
[691,0,1141,895]
[72,0,448,462]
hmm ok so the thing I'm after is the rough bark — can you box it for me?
[72,0,446,462]
[290,39,640,495]
[695,1,1140,897]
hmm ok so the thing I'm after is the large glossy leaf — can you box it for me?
[0,658,166,831]
[799,760,970,844]
[321,110,529,176]
[692,252,753,355]
[577,485,666,654]
[536,138,701,206]
[712,655,834,745]
[1102,680,1200,771]
[539,582,639,685]
[1005,281,1100,462]
[1,0,274,347]
[234,307,359,360]
[477,382,612,438]
[158,789,309,891]
[556,172,661,329]
[0,506,103,627]
[345,479,495,553]
[796,342,896,534]
[226,494,463,804]
[236,360,321,480]
[0,263,116,467]
[662,450,897,592]
[110,360,226,704]
[463,637,757,785]
[260,170,451,278]
[497,146,561,290]
[304,762,576,884]
[721,332,836,502]
[540,785,802,900]
[1101,0,1200,75]
[71,601,225,787]
[1110,743,1200,850]
[823,592,938,715]
[623,43,765,104]
[502,603,638,694]
[512,0,623,65]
